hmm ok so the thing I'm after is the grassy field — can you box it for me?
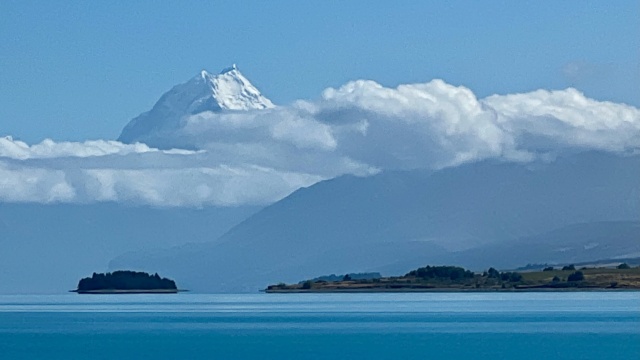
[521,267,640,287]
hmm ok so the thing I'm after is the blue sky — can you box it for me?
[1,1,638,143]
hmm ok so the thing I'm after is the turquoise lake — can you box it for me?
[0,292,638,359]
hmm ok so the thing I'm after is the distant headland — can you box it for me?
[265,264,640,293]
[72,270,182,294]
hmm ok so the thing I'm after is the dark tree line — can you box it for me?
[406,266,474,280]
[77,271,177,291]
[483,267,523,282]
[405,266,524,283]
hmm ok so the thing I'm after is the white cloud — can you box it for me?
[484,88,640,152]
[1,79,639,206]
[316,79,518,168]
[0,136,199,160]
[181,107,337,151]
[0,161,75,203]
[0,135,342,206]
[316,80,639,168]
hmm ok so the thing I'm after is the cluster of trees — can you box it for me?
[304,272,382,283]
[77,271,177,291]
[406,266,474,281]
[404,266,525,283]
[567,271,584,282]
[484,268,523,282]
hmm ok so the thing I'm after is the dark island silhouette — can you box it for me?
[73,270,180,294]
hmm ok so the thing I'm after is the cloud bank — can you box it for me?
[0,137,323,206]
[2,79,639,206]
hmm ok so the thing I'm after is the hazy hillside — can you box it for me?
[111,152,640,292]
[448,221,640,270]
[0,203,258,294]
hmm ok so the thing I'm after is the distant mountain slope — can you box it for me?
[446,221,640,270]
[0,203,258,294]
[118,65,273,145]
[111,152,640,292]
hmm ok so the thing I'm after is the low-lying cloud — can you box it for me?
[0,137,198,160]
[0,138,324,206]
[2,79,639,206]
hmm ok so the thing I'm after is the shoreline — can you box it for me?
[70,289,186,294]
[265,287,639,293]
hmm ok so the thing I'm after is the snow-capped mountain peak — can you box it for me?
[202,64,274,111]
[118,65,274,144]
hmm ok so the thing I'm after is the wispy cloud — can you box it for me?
[0,137,199,160]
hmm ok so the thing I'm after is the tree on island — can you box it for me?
[486,267,500,279]
[567,271,584,282]
[500,272,523,282]
[77,271,177,291]
[406,265,474,281]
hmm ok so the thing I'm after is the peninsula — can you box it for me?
[72,270,180,294]
[265,264,640,293]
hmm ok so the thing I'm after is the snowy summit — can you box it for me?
[200,64,274,111]
[118,65,274,144]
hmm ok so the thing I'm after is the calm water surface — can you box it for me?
[0,292,638,359]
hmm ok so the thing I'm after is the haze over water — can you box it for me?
[1,292,638,359]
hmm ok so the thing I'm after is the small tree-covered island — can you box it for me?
[73,271,180,294]
[265,264,640,293]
